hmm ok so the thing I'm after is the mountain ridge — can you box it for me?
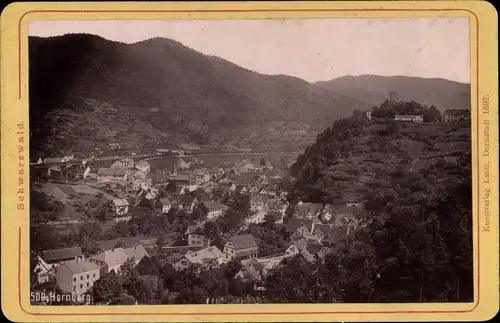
[28,33,471,157]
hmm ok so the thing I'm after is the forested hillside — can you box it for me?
[29,34,470,158]
[277,105,472,302]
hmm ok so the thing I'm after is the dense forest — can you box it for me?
[281,105,472,302]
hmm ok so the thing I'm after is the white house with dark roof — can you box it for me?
[174,246,225,271]
[56,259,101,296]
[223,234,259,262]
[112,198,129,216]
[97,168,128,183]
[159,197,173,213]
[394,115,424,123]
[203,201,227,219]
[33,256,55,284]
[91,248,129,274]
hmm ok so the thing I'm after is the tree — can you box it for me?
[137,256,161,276]
[119,258,140,295]
[109,294,136,305]
[160,263,178,291]
[115,220,130,237]
[134,275,164,304]
[139,198,154,210]
[203,221,220,240]
[92,270,122,304]
[166,208,177,225]
[423,105,442,122]
[192,203,208,223]
[166,182,176,193]
[264,213,277,228]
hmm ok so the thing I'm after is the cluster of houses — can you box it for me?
[31,148,372,301]
[359,108,470,124]
[32,241,150,299]
[32,187,366,300]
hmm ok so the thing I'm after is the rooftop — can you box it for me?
[97,168,127,176]
[112,198,129,207]
[203,201,226,210]
[185,246,224,265]
[93,248,129,267]
[229,234,258,251]
[42,247,83,263]
[58,259,101,275]
[123,245,149,262]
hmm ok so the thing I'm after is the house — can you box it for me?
[330,206,363,227]
[320,204,334,222]
[123,245,149,265]
[322,226,351,248]
[56,259,100,296]
[170,173,198,192]
[234,258,264,282]
[267,199,288,218]
[127,170,150,190]
[203,201,227,219]
[174,158,191,171]
[250,194,270,212]
[138,188,159,200]
[82,166,92,179]
[249,186,260,194]
[152,173,170,187]
[229,183,238,192]
[174,246,225,271]
[234,185,249,195]
[223,234,259,262]
[33,256,55,284]
[394,115,424,123]
[193,168,210,184]
[313,223,332,241]
[111,198,129,216]
[180,195,198,213]
[97,168,128,183]
[91,248,129,274]
[208,167,225,180]
[85,167,99,180]
[159,197,173,213]
[290,224,314,241]
[41,247,84,268]
[283,239,315,263]
[135,160,151,173]
[293,203,323,220]
[443,109,470,123]
[238,160,258,173]
[111,158,134,169]
[175,185,188,196]
[96,237,142,251]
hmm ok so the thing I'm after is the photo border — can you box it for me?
[1,1,498,322]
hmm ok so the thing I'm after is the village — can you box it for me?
[29,107,470,305]
[30,142,369,304]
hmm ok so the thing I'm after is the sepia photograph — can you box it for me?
[27,17,473,306]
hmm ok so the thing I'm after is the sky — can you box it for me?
[29,18,471,83]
